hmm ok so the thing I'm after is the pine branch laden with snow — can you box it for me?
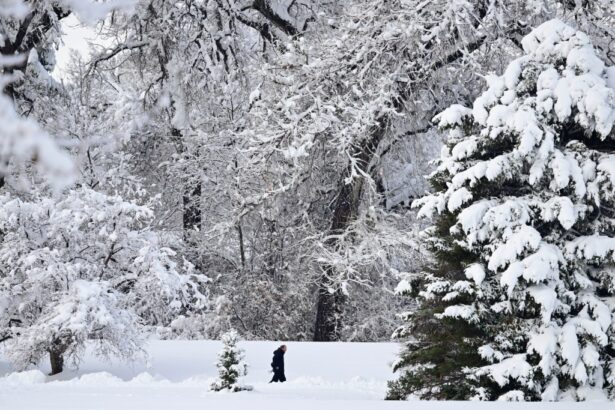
[0,187,208,373]
[391,19,615,401]
[210,329,252,392]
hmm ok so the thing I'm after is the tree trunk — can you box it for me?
[182,182,202,234]
[313,120,386,341]
[313,269,346,341]
[182,182,203,273]
[236,222,246,270]
[169,127,203,237]
[311,175,366,341]
[48,345,66,376]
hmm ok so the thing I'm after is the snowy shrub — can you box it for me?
[389,20,615,401]
[210,329,252,392]
[0,187,207,374]
[5,280,142,375]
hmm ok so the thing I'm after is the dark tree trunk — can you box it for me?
[182,182,202,233]
[236,222,246,270]
[48,344,66,376]
[313,271,347,341]
[264,218,281,277]
[182,181,203,275]
[170,127,202,238]
[313,120,386,341]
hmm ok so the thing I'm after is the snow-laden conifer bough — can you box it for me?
[390,19,615,402]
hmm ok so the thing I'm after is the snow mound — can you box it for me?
[0,369,46,385]
[70,372,124,385]
[128,372,172,385]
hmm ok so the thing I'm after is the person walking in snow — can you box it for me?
[270,344,287,383]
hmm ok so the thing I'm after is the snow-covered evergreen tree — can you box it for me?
[389,20,615,401]
[210,329,251,392]
[0,187,207,374]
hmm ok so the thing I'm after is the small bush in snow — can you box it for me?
[210,330,252,392]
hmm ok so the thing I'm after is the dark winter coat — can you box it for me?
[270,348,286,382]
[271,348,285,371]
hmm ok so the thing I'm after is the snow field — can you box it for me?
[0,340,398,409]
[1,340,612,409]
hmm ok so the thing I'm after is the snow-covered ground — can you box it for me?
[0,340,610,409]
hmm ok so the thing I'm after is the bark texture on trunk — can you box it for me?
[182,182,202,233]
[313,120,386,341]
[48,343,67,376]
[313,275,347,341]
